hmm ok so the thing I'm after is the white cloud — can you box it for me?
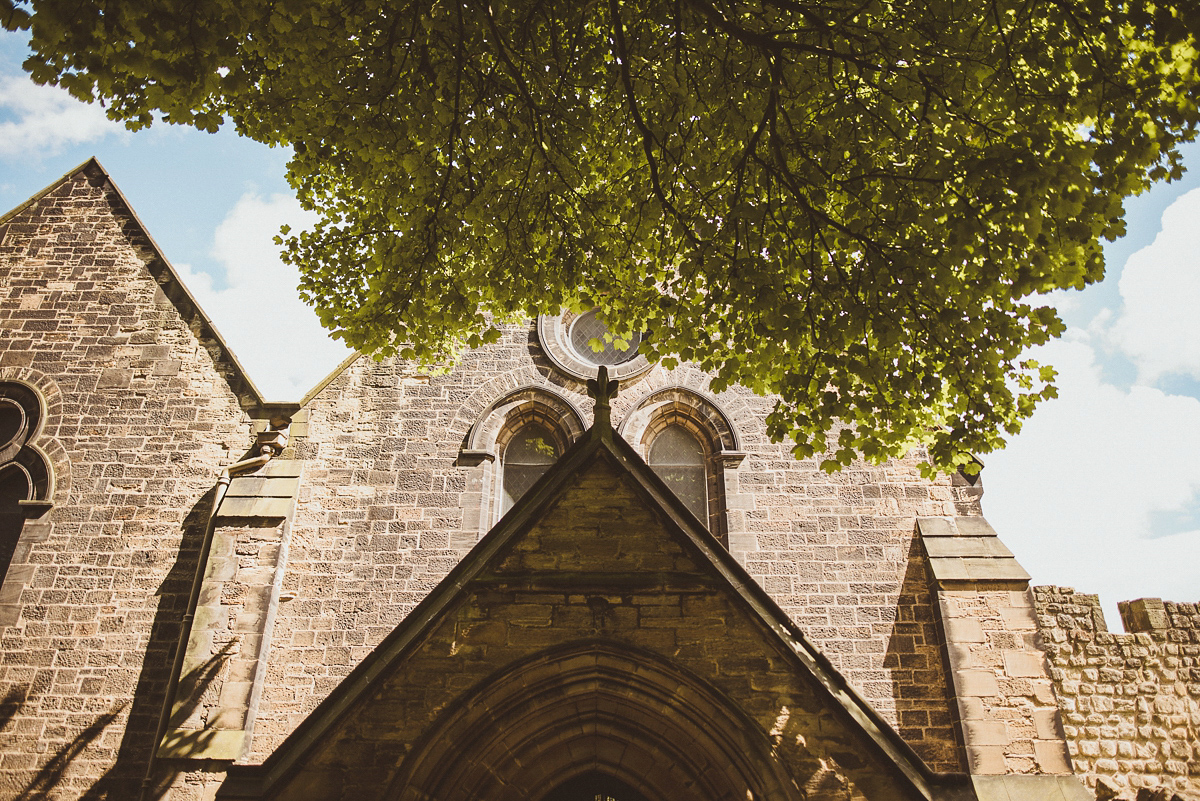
[174,192,352,400]
[0,74,123,158]
[1111,187,1200,382]
[983,335,1200,629]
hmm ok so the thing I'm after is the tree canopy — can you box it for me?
[5,0,1197,473]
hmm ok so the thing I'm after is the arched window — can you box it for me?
[621,388,746,546]
[542,772,652,801]
[0,380,53,588]
[458,387,584,543]
[500,422,562,515]
[0,396,25,451]
[648,425,708,524]
[0,463,32,586]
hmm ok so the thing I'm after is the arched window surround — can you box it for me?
[619,387,746,546]
[1,379,57,614]
[537,312,652,383]
[456,386,585,546]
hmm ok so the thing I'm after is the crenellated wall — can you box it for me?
[1034,587,1200,800]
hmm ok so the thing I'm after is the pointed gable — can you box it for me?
[0,158,277,412]
[221,420,970,801]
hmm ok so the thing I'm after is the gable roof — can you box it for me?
[221,413,970,800]
[0,158,299,416]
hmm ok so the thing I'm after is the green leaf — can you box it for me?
[22,0,1197,473]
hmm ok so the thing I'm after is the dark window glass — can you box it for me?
[501,424,560,513]
[569,310,641,366]
[0,463,31,587]
[648,425,707,523]
[0,398,24,450]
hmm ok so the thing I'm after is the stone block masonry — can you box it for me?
[3,160,1076,798]
[159,459,302,762]
[0,161,261,797]
[1034,587,1200,800]
[917,517,1088,801]
[248,343,969,772]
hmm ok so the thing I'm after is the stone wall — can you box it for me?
[0,161,1034,798]
[0,163,256,798]
[248,342,972,771]
[241,453,937,801]
[1034,586,1200,800]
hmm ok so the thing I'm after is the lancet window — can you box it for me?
[458,387,586,540]
[500,421,563,515]
[647,424,709,524]
[620,387,745,545]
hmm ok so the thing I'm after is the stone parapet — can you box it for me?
[1034,586,1200,801]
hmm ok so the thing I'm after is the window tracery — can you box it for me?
[0,381,53,587]
[538,311,651,382]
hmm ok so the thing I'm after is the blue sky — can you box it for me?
[2,28,1197,628]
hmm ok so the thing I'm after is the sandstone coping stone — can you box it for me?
[921,517,1081,787]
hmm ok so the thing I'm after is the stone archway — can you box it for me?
[387,641,802,801]
[540,771,654,801]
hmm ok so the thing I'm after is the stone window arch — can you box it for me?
[0,381,54,589]
[456,387,585,545]
[620,388,745,545]
[498,418,569,516]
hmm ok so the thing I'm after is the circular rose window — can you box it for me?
[569,309,642,366]
[538,310,651,382]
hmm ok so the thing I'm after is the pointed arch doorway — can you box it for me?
[541,772,653,801]
[387,642,799,801]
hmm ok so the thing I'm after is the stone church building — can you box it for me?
[0,160,1196,801]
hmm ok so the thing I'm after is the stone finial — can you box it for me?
[586,365,619,432]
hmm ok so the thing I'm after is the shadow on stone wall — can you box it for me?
[79,490,218,801]
[884,535,962,774]
[15,700,127,800]
[0,686,24,731]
